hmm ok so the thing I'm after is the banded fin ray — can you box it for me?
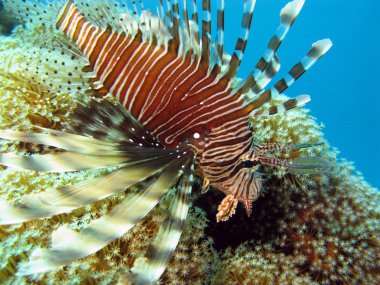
[250,94,310,117]
[201,0,211,66]
[223,0,256,79]
[0,154,176,225]
[234,0,304,96]
[0,151,127,173]
[214,0,225,66]
[0,99,172,173]
[0,129,119,155]
[131,161,195,283]
[190,0,201,47]
[272,39,333,94]
[241,54,281,102]
[16,154,191,276]
[244,38,332,114]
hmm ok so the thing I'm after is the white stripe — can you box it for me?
[138,50,174,119]
[202,10,211,22]
[110,42,146,100]
[120,44,152,107]
[162,102,247,145]
[127,46,162,111]
[67,13,82,39]
[139,55,196,121]
[77,22,92,49]
[153,81,234,136]
[149,56,188,117]
[101,37,134,96]
[83,27,104,57]
[95,33,121,70]
[60,4,77,32]
[142,56,189,124]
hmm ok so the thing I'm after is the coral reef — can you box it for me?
[209,161,379,284]
[0,4,378,285]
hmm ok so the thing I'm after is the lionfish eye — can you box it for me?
[241,160,260,168]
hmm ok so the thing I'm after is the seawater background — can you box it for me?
[221,0,380,189]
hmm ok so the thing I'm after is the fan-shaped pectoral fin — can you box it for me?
[16,155,190,276]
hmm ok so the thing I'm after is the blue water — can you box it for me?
[222,0,379,189]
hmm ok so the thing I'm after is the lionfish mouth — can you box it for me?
[0,0,331,283]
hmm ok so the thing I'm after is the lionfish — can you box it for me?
[0,0,331,283]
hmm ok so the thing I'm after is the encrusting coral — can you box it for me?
[0,2,379,285]
[208,158,379,284]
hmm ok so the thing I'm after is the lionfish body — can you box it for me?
[56,0,258,208]
[0,0,331,283]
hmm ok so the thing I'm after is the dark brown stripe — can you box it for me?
[256,57,268,72]
[274,79,288,93]
[87,28,113,64]
[242,12,253,29]
[268,35,280,51]
[101,37,141,93]
[245,89,272,113]
[269,105,278,115]
[95,32,126,77]
[289,62,306,80]
[283,98,297,110]
[117,42,158,107]
[72,18,86,43]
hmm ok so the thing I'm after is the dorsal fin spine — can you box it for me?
[215,0,225,66]
[201,0,211,66]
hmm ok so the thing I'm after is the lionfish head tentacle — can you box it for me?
[241,141,330,175]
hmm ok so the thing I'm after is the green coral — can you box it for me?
[0,8,379,285]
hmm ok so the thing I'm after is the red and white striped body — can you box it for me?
[57,2,259,205]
